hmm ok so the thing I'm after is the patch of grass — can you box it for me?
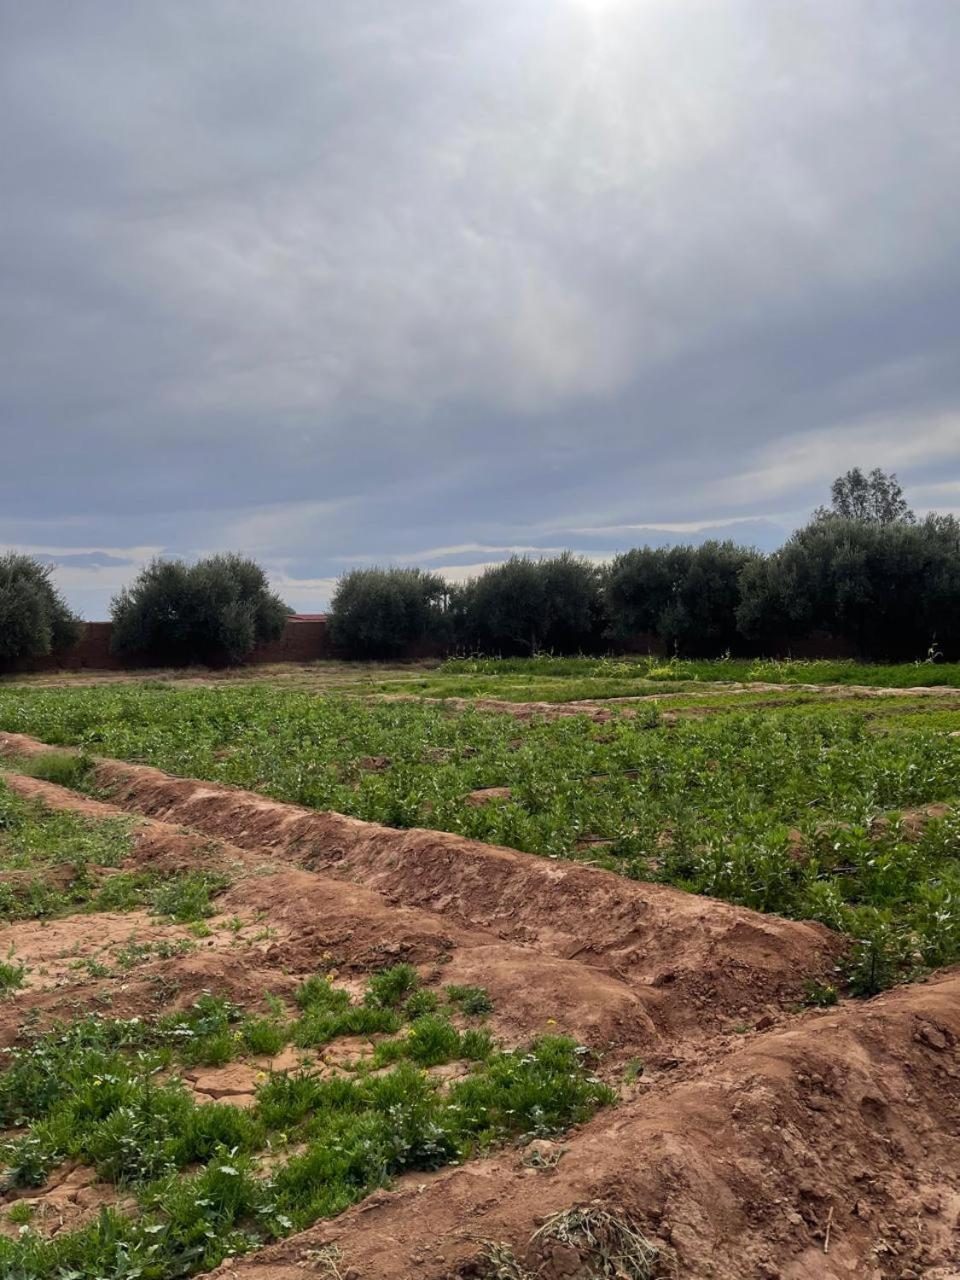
[0,1006,612,1280]
[291,1004,400,1049]
[439,654,960,691]
[363,962,420,1009]
[241,1016,288,1056]
[6,1200,33,1225]
[403,989,440,1019]
[446,984,493,1015]
[622,1058,645,1084]
[295,974,351,1013]
[11,751,92,789]
[148,871,229,923]
[0,780,218,927]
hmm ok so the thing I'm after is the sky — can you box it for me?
[2,0,959,618]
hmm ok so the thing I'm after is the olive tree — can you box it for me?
[0,554,81,669]
[111,554,290,666]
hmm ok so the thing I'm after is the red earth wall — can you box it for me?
[11,619,859,673]
[12,617,334,672]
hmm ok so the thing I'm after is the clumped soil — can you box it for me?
[0,736,958,1279]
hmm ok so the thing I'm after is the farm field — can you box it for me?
[2,680,960,992]
[0,665,959,1276]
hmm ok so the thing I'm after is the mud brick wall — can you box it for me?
[11,617,859,672]
[247,617,333,664]
[12,616,333,672]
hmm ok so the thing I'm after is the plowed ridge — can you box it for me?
[1,735,958,1278]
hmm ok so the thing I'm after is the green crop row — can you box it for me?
[436,653,960,689]
[0,778,226,926]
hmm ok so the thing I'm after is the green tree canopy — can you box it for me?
[814,467,914,525]
[0,554,81,669]
[111,554,290,666]
[328,567,451,659]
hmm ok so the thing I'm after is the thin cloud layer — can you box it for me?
[2,1,959,615]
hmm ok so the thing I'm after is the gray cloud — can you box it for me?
[2,1,959,615]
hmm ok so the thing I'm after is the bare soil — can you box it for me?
[1,734,958,1278]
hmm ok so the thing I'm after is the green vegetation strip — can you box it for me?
[427,654,960,697]
[0,966,610,1280]
[0,776,226,927]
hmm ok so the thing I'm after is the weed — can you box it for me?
[446,984,494,1015]
[149,871,229,923]
[802,980,839,1008]
[403,989,440,1019]
[0,959,26,993]
[12,751,92,789]
[363,963,420,1009]
[241,1016,288,1056]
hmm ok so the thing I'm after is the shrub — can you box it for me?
[0,554,81,670]
[328,567,451,659]
[110,554,290,666]
[456,554,603,656]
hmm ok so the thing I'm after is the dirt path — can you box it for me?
[1,738,958,1278]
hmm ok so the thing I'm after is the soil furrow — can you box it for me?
[1,747,958,1277]
[0,732,843,1029]
[206,969,960,1280]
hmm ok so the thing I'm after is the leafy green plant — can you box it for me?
[801,980,839,1008]
[0,958,26,993]
[0,1013,611,1280]
[363,963,420,1009]
[446,984,494,1015]
[149,871,229,923]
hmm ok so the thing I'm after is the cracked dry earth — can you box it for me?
[0,731,958,1280]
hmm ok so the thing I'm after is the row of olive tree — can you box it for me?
[0,553,290,670]
[328,471,960,661]
[329,516,960,661]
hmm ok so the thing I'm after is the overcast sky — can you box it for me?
[3,1,959,617]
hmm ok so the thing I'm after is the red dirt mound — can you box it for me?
[0,771,662,1054]
[0,735,841,1024]
[208,971,960,1280]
